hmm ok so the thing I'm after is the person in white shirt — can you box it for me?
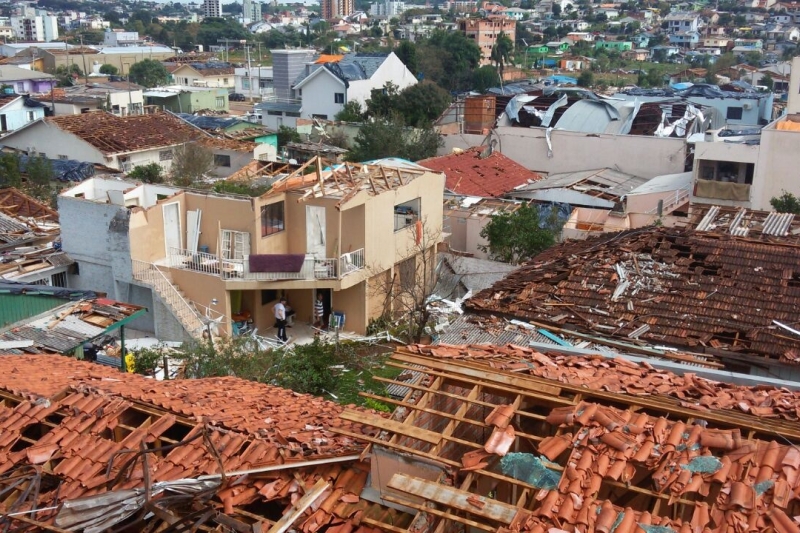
[274,297,288,342]
[314,292,325,328]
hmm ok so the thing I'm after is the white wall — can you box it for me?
[441,127,687,179]
[346,52,417,106]
[300,71,347,120]
[2,121,105,163]
[62,177,137,201]
[752,125,800,209]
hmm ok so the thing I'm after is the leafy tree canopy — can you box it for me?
[99,64,118,75]
[479,203,562,265]
[128,162,164,184]
[335,100,365,122]
[347,113,442,162]
[277,125,301,148]
[770,191,800,214]
[128,59,169,88]
[395,40,419,75]
[473,65,500,93]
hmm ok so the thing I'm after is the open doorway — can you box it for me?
[315,288,332,329]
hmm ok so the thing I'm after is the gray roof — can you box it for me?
[439,253,518,294]
[554,99,638,135]
[628,171,692,195]
[256,100,302,113]
[0,65,55,81]
[176,113,253,131]
[436,315,552,346]
[328,53,388,81]
[512,168,648,199]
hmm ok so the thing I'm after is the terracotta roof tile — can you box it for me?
[466,227,800,361]
[419,147,542,197]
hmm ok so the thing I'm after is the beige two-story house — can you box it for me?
[60,160,445,339]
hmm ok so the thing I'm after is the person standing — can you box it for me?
[314,292,325,328]
[274,297,288,343]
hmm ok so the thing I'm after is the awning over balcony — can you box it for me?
[695,179,750,202]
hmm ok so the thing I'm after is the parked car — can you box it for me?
[229,93,246,101]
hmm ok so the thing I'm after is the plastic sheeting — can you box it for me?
[55,479,219,533]
[638,526,676,533]
[680,456,722,474]
[499,453,561,490]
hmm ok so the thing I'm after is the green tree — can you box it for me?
[490,31,514,81]
[552,3,562,16]
[24,154,54,204]
[128,59,169,88]
[761,72,774,91]
[277,125,301,148]
[128,162,164,183]
[334,100,365,122]
[54,64,82,87]
[770,191,800,214]
[395,40,419,75]
[473,65,500,93]
[366,81,400,118]
[420,29,481,92]
[577,70,594,87]
[170,142,214,186]
[0,153,21,188]
[99,64,119,75]
[395,81,451,127]
[347,114,442,162]
[479,203,561,265]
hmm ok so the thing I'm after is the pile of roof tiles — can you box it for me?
[504,401,800,533]
[467,227,800,360]
[406,343,800,421]
[0,355,383,528]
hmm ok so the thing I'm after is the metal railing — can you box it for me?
[131,259,205,336]
[240,255,337,281]
[164,247,366,282]
[339,248,365,277]
[644,184,692,215]
[167,247,244,280]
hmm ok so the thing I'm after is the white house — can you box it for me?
[235,66,274,99]
[0,94,47,134]
[664,12,700,34]
[292,52,417,121]
[0,111,259,175]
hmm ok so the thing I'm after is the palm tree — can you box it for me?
[491,31,514,82]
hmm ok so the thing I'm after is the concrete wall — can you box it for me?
[335,279,367,334]
[752,125,800,210]
[441,127,687,179]
[59,195,130,297]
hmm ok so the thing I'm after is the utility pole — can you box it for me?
[246,43,254,101]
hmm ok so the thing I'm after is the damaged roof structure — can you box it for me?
[497,88,722,137]
[0,297,145,355]
[466,225,800,367]
[346,342,800,533]
[0,188,71,284]
[0,355,407,532]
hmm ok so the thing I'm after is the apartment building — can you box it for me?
[458,17,516,65]
[322,0,354,20]
[203,0,222,18]
[10,12,58,42]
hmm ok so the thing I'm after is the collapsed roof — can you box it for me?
[500,90,720,137]
[466,226,800,364]
[0,355,397,532]
[346,343,800,533]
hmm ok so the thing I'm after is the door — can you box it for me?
[163,202,181,257]
[306,205,326,257]
[315,288,332,328]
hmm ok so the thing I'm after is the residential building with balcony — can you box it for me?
[59,160,445,340]
[691,55,800,210]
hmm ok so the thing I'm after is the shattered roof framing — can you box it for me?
[467,226,800,363]
[267,156,427,209]
[0,355,415,533]
[336,345,800,533]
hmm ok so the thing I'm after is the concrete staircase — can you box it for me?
[131,260,205,339]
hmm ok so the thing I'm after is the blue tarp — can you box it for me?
[544,75,577,85]
[17,155,96,183]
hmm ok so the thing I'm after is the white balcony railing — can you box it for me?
[339,248,365,277]
[165,247,366,282]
